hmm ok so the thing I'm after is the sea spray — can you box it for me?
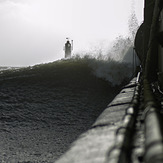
[88,57,133,86]
[70,55,132,86]
[72,23,140,86]
[71,1,140,85]
[72,34,139,86]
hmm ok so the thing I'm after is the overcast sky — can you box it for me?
[0,0,144,66]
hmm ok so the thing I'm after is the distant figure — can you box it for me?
[64,38,73,58]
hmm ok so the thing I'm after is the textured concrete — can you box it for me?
[56,78,137,163]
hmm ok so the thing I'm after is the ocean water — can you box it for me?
[0,57,133,162]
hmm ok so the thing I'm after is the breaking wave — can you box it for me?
[0,56,130,162]
[0,1,141,161]
[71,35,140,86]
[0,52,136,162]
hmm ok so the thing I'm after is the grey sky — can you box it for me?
[0,0,144,66]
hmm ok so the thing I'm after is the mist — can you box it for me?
[0,0,144,66]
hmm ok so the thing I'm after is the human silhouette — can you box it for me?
[64,39,73,58]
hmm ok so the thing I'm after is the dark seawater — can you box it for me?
[0,58,130,162]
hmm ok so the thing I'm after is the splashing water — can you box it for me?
[72,33,139,86]
[71,6,140,86]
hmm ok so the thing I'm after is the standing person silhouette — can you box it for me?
[64,38,73,58]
